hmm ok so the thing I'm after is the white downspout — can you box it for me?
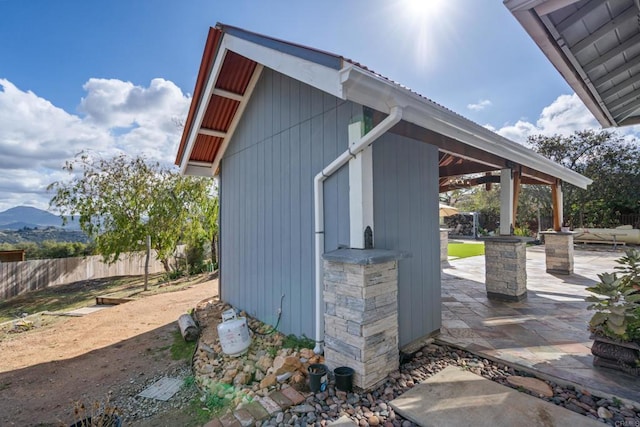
[313,105,403,354]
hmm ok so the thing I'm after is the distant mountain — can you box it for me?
[0,206,79,230]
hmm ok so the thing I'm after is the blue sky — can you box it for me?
[0,0,629,211]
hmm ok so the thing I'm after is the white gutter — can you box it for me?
[312,105,403,354]
[341,65,592,189]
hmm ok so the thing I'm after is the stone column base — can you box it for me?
[322,249,406,390]
[481,237,529,301]
[440,229,449,263]
[541,232,574,275]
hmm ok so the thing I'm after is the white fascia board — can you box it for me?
[223,34,344,99]
[179,40,230,175]
[341,66,592,189]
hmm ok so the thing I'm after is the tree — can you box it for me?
[528,130,640,228]
[48,153,218,283]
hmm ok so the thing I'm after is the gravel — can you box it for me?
[114,298,640,426]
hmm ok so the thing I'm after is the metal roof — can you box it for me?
[505,0,640,127]
[175,23,591,189]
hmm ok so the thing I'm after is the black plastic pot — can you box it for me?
[334,366,355,392]
[308,363,328,392]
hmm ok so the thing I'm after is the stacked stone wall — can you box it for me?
[323,259,399,390]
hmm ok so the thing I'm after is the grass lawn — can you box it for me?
[448,241,485,259]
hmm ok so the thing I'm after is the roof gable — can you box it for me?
[176,23,591,189]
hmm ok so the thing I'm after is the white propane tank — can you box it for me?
[217,309,251,357]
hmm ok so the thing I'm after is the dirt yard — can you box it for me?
[0,278,218,426]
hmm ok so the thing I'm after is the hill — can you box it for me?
[0,206,79,230]
[0,227,90,245]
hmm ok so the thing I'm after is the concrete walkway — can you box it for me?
[391,366,602,427]
[439,245,640,404]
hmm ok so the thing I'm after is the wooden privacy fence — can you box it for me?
[0,252,167,300]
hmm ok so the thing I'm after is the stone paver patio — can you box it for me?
[439,245,640,404]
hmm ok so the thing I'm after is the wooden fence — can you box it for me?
[0,252,167,300]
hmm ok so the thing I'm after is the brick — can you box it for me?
[243,400,269,421]
[204,418,223,427]
[233,409,254,427]
[255,395,281,415]
[268,391,293,410]
[219,411,242,427]
[280,386,306,405]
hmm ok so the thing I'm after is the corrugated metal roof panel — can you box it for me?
[191,135,223,163]
[175,27,223,165]
[215,51,257,95]
[201,95,240,131]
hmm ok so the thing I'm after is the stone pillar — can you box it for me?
[440,229,449,262]
[322,249,404,390]
[541,232,574,275]
[482,237,528,301]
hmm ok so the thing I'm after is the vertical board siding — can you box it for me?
[373,133,441,347]
[220,68,361,337]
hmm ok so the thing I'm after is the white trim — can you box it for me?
[340,65,592,189]
[199,128,227,138]
[348,121,373,249]
[212,88,244,102]
[500,169,514,235]
[179,42,230,174]
[210,64,264,176]
[223,34,343,99]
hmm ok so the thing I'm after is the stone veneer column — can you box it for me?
[440,229,449,263]
[482,237,529,301]
[541,232,574,275]
[322,249,404,391]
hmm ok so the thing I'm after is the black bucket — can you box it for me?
[308,363,328,392]
[334,366,355,392]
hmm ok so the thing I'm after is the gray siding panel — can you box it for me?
[220,68,359,337]
[373,133,441,348]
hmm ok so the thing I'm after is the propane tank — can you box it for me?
[217,309,251,357]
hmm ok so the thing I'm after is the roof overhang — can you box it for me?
[505,0,640,127]
[176,23,592,189]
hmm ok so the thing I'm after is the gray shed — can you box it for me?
[175,24,590,387]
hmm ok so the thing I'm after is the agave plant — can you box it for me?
[586,249,640,342]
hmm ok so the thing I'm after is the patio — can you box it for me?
[439,245,640,404]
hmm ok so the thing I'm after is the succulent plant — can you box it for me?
[586,249,640,342]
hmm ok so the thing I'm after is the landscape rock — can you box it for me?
[259,374,277,389]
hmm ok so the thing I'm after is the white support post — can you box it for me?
[500,168,514,235]
[554,181,563,230]
[348,121,373,249]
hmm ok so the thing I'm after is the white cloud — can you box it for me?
[0,78,190,212]
[467,99,492,111]
[488,93,599,143]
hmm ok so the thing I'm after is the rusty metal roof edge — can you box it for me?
[175,26,224,167]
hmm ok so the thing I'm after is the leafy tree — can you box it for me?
[528,130,640,228]
[48,153,218,280]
